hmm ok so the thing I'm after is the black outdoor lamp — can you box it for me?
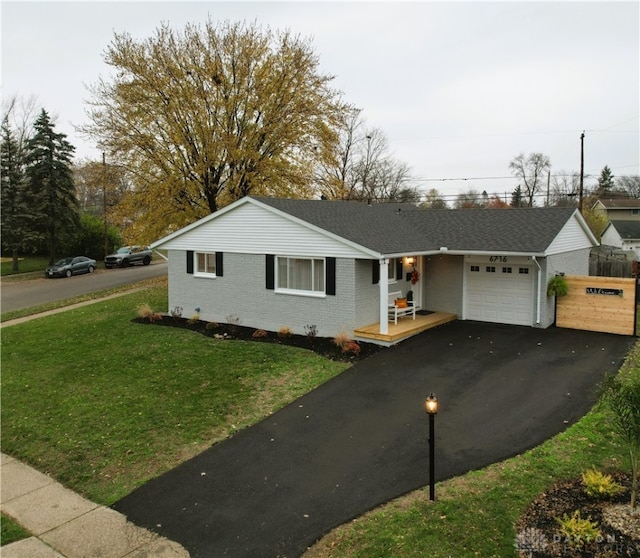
[425,393,438,501]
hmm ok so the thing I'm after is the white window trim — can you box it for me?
[388,257,398,284]
[275,255,326,297]
[194,251,217,278]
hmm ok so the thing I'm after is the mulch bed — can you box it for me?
[515,472,639,557]
[133,315,387,362]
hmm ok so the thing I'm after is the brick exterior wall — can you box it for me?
[168,250,361,338]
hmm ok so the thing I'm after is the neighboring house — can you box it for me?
[593,198,640,221]
[600,220,640,258]
[151,196,597,344]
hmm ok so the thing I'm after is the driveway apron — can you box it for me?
[112,322,634,557]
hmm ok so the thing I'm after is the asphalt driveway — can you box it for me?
[113,321,634,557]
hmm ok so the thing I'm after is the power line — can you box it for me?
[409,164,638,184]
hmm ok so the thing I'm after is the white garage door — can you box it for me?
[465,264,533,325]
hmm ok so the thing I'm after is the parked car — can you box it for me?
[104,246,153,268]
[45,256,97,278]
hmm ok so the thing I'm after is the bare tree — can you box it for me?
[1,95,39,159]
[455,189,484,208]
[617,176,640,199]
[509,152,551,207]
[421,188,448,209]
[550,171,580,207]
[316,110,415,202]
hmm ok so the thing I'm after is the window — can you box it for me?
[276,256,325,294]
[502,267,512,274]
[470,265,480,272]
[519,267,529,274]
[486,266,496,273]
[195,252,216,276]
[388,258,398,282]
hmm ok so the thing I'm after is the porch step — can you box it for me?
[354,312,457,346]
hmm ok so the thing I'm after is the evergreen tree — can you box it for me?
[0,117,40,271]
[597,165,615,194]
[23,109,79,264]
[510,185,524,207]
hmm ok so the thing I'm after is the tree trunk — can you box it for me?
[12,247,19,272]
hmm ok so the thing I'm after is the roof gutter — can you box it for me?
[381,249,547,259]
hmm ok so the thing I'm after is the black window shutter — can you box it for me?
[326,257,336,295]
[396,258,403,280]
[215,252,223,277]
[187,250,194,274]
[372,260,380,284]
[266,254,275,290]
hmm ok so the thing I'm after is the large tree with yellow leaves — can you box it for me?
[83,20,348,241]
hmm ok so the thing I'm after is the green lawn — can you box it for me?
[1,285,349,505]
[1,514,30,546]
[1,256,50,277]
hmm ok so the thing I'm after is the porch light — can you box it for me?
[425,393,438,501]
[405,256,415,266]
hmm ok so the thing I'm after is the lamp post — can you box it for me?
[425,393,438,501]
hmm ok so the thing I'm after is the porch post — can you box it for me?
[379,258,389,335]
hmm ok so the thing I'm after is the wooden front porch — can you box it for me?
[354,311,457,345]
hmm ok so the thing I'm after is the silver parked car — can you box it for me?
[45,256,97,278]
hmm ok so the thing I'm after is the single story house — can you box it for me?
[151,196,598,345]
[600,220,640,259]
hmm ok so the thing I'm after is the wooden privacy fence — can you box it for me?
[556,276,637,336]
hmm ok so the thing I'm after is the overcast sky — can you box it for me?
[2,1,639,201]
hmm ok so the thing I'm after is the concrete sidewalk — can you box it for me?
[0,453,189,558]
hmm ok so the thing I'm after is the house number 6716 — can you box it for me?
[489,256,507,262]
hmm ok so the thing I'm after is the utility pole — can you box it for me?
[546,170,551,206]
[579,131,585,213]
[103,152,108,260]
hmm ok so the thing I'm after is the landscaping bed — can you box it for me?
[515,472,639,557]
[133,314,386,362]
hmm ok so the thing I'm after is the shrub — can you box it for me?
[137,303,154,320]
[252,329,268,338]
[555,511,601,548]
[278,326,292,338]
[137,303,162,323]
[187,313,200,325]
[343,341,361,356]
[547,275,568,297]
[170,306,183,318]
[600,374,640,509]
[205,322,219,331]
[582,468,625,499]
[304,324,318,339]
[333,331,350,350]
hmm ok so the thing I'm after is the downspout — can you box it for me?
[532,256,542,325]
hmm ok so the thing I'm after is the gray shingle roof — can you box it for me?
[254,197,579,255]
[597,198,640,209]
[606,220,640,240]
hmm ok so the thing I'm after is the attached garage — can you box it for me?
[465,258,534,326]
